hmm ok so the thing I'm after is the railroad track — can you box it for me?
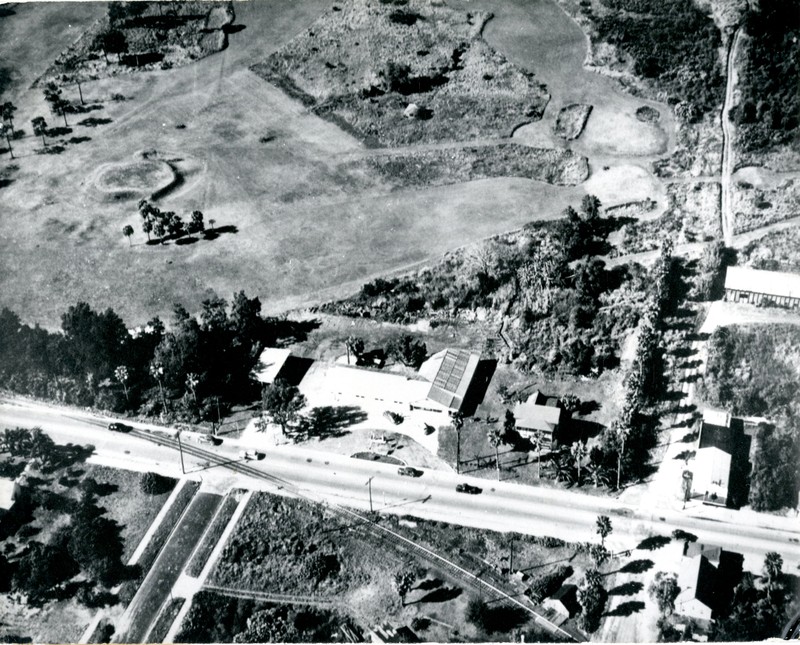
[127,427,584,643]
[202,584,341,608]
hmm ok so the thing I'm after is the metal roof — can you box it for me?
[724,266,800,299]
[423,349,481,411]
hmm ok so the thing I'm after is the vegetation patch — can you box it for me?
[251,0,550,146]
[40,2,235,84]
[731,178,800,234]
[554,103,592,140]
[321,197,648,377]
[732,0,800,155]
[738,226,800,274]
[593,0,723,122]
[175,590,347,643]
[635,105,660,123]
[352,144,588,189]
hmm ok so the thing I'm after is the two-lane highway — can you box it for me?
[2,396,798,574]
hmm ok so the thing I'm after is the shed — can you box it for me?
[420,349,482,413]
[724,266,800,308]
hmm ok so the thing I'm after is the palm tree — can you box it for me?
[43,82,69,127]
[487,427,503,480]
[114,365,129,402]
[596,515,612,548]
[186,373,199,404]
[1,101,17,132]
[123,224,134,246]
[571,441,587,485]
[611,420,630,490]
[208,218,216,232]
[530,427,543,479]
[345,336,364,365]
[452,411,464,474]
[32,116,48,146]
[763,552,783,593]
[0,123,12,159]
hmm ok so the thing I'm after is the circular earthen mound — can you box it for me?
[94,158,176,198]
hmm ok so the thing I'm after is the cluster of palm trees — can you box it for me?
[1,426,58,468]
[133,199,210,245]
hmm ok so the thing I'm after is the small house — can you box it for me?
[513,391,564,449]
[543,583,580,619]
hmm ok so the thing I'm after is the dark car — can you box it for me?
[383,411,404,425]
[398,466,423,478]
[455,483,482,495]
[107,422,132,433]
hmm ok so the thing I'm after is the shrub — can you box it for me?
[139,471,173,495]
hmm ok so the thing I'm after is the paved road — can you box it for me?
[1,396,798,575]
[118,492,221,644]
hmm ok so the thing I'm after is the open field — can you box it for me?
[0,0,689,330]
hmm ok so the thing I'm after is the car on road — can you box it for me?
[455,483,482,495]
[107,422,132,433]
[398,466,423,478]
[239,449,265,460]
[383,411,404,425]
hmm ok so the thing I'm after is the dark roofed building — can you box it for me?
[543,583,581,619]
[676,544,743,623]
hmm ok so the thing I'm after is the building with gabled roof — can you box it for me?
[676,543,743,624]
[419,349,482,413]
[512,390,564,449]
[543,583,580,619]
[724,266,800,308]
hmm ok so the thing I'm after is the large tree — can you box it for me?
[649,571,680,617]
[32,116,48,146]
[43,82,69,127]
[577,568,607,633]
[122,224,134,247]
[387,334,427,368]
[1,100,17,131]
[262,378,306,435]
[762,552,783,594]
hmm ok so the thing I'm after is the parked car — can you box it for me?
[239,449,264,460]
[383,411,404,425]
[107,422,132,433]
[196,434,223,446]
[398,466,423,478]
[455,483,482,495]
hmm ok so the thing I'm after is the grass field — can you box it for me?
[0,0,682,330]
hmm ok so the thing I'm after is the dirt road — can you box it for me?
[720,28,744,245]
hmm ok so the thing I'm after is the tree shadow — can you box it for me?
[67,136,91,145]
[671,346,697,359]
[604,600,645,617]
[175,236,199,245]
[67,103,103,115]
[413,586,463,604]
[78,117,112,127]
[679,430,699,443]
[671,529,697,543]
[269,318,322,346]
[678,359,703,370]
[578,400,601,416]
[636,535,671,551]
[674,450,695,461]
[413,578,442,592]
[301,406,368,439]
[619,559,654,575]
[608,581,643,596]
[47,126,72,137]
[36,145,65,155]
[223,23,246,33]
[202,225,238,240]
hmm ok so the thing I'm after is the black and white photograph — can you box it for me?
[0,0,798,642]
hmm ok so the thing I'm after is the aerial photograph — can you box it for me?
[0,0,798,642]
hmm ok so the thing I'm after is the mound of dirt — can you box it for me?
[94,155,175,199]
[251,0,549,147]
[352,143,589,189]
[554,104,592,140]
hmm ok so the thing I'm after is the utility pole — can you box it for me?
[365,476,374,513]
[509,536,514,573]
[176,431,185,474]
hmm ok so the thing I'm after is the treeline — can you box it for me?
[595,0,723,121]
[1,427,133,605]
[0,292,293,422]
[732,0,800,152]
[702,324,800,511]
[323,196,650,378]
